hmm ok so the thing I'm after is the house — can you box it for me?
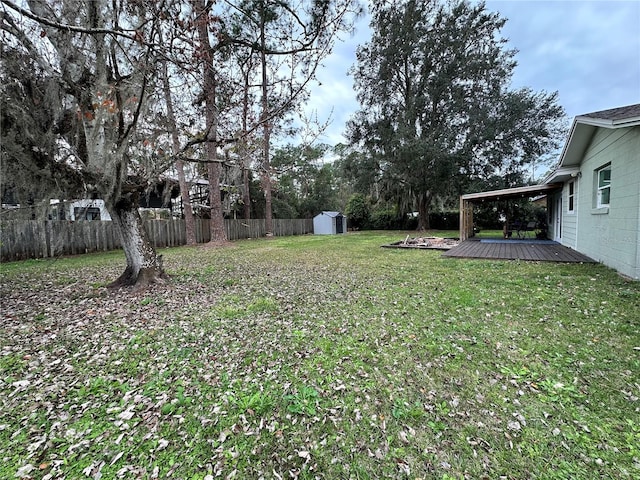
[457,104,639,279]
[313,211,347,235]
[54,199,112,221]
[543,104,640,279]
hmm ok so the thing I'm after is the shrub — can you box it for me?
[369,208,403,230]
[345,194,370,230]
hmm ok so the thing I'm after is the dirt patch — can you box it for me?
[382,235,460,250]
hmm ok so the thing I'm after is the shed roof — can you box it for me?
[318,211,343,217]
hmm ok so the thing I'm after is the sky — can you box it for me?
[303,0,640,149]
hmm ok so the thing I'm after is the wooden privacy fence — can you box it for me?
[0,218,313,262]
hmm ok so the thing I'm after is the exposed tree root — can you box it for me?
[107,266,170,291]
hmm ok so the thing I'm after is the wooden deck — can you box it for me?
[442,238,596,263]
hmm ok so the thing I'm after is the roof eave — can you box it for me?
[555,114,640,171]
[545,166,581,184]
[575,114,640,129]
[461,183,562,201]
[556,121,596,169]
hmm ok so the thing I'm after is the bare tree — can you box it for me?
[223,0,363,234]
[2,0,362,280]
[235,51,259,220]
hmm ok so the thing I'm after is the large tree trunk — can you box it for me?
[108,197,168,288]
[260,9,273,236]
[208,161,227,242]
[240,68,252,221]
[242,165,251,220]
[261,147,273,235]
[417,192,432,231]
[194,0,227,244]
[176,159,197,245]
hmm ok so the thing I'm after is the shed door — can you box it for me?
[335,215,344,234]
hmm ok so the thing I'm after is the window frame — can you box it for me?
[74,206,101,221]
[567,180,575,213]
[596,164,611,208]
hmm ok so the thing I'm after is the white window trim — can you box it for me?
[596,164,611,209]
[567,180,576,214]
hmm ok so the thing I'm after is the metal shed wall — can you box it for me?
[313,211,347,235]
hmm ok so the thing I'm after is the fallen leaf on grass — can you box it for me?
[15,464,34,478]
[297,450,311,460]
[110,451,124,466]
[117,408,135,421]
[507,420,521,431]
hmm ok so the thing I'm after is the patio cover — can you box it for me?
[459,183,562,240]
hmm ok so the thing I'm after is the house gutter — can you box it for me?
[575,115,640,129]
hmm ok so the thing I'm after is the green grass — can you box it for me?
[1,231,638,479]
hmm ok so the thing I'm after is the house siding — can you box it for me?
[573,127,640,279]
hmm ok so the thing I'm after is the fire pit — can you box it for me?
[382,235,459,251]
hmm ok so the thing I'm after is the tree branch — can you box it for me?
[1,0,153,44]
[0,10,54,74]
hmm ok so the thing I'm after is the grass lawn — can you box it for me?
[1,231,638,479]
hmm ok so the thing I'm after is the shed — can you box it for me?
[313,211,347,235]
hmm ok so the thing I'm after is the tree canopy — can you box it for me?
[1,0,360,287]
[348,0,565,229]
[271,144,340,218]
[1,0,173,286]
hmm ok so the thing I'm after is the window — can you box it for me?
[568,181,575,213]
[74,207,101,221]
[596,165,611,208]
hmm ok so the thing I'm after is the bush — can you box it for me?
[404,215,418,230]
[272,198,298,219]
[472,206,503,230]
[364,208,458,231]
[368,208,404,230]
[344,194,370,230]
